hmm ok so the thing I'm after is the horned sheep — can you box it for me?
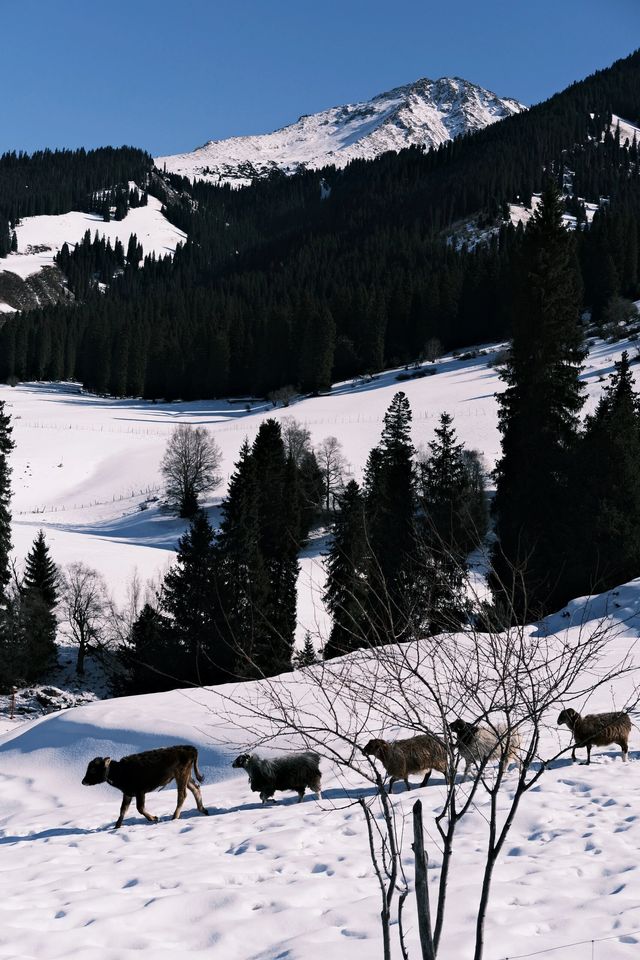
[361,734,448,792]
[232,751,322,803]
[557,708,631,764]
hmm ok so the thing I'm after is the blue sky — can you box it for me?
[1,0,639,156]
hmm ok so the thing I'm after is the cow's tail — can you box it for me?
[192,749,205,783]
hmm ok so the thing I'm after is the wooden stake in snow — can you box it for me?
[412,799,435,960]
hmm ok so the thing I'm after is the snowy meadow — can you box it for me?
[0,334,639,959]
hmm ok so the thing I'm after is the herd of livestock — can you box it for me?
[81,708,632,829]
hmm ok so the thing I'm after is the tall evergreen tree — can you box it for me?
[161,510,218,685]
[0,400,14,608]
[323,480,370,659]
[123,603,175,694]
[21,530,59,678]
[421,413,470,555]
[492,182,586,617]
[212,439,268,678]
[363,392,419,641]
[250,421,300,675]
[573,351,640,592]
[23,530,59,606]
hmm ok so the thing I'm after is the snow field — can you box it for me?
[1,335,634,619]
[1,335,640,955]
[0,583,640,958]
[0,192,186,283]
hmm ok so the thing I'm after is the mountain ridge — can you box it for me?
[156,76,526,185]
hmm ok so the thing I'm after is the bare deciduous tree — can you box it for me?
[160,424,222,518]
[281,417,312,466]
[61,563,109,675]
[211,550,637,960]
[316,435,348,513]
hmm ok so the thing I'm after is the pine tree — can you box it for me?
[293,633,317,668]
[213,439,268,678]
[0,401,14,608]
[124,603,175,694]
[251,421,300,674]
[363,392,419,641]
[421,413,469,555]
[573,351,640,592]
[323,480,370,658]
[23,530,58,607]
[162,510,218,685]
[492,181,586,617]
[21,530,59,678]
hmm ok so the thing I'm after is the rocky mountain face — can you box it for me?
[156,76,526,186]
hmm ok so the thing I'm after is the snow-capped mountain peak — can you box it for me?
[155,76,526,186]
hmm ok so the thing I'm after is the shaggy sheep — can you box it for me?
[557,708,631,764]
[448,718,521,779]
[361,734,448,792]
[232,751,322,803]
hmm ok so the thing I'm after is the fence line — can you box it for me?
[15,484,161,516]
[498,926,640,959]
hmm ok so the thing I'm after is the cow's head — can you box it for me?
[232,753,251,770]
[82,756,110,786]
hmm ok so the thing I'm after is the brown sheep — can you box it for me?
[557,708,631,764]
[362,734,448,792]
[82,744,209,828]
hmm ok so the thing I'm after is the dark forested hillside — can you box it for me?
[1,51,640,398]
[0,147,153,258]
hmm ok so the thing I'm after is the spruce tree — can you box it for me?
[162,510,218,685]
[251,421,299,675]
[293,633,317,668]
[421,413,469,555]
[23,530,58,606]
[21,530,59,678]
[492,181,586,617]
[323,480,370,659]
[213,439,268,678]
[363,392,420,641]
[124,603,175,694]
[573,351,640,592]
[0,400,14,608]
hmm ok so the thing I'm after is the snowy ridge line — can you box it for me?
[157,76,525,186]
[497,925,640,959]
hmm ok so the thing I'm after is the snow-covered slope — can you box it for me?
[1,334,635,641]
[0,194,186,312]
[156,77,525,186]
[611,113,640,146]
[0,583,638,959]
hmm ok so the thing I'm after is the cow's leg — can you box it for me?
[172,780,188,821]
[187,778,209,815]
[136,792,159,823]
[115,795,132,829]
[420,769,432,788]
[297,789,305,803]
